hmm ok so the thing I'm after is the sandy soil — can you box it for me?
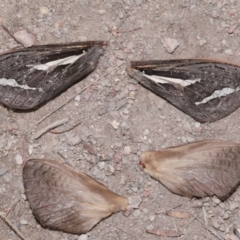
[0,1,240,240]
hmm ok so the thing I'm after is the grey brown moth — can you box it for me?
[127,59,240,123]
[140,140,240,200]
[23,159,128,234]
[0,41,106,110]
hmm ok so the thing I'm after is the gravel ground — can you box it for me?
[0,1,240,240]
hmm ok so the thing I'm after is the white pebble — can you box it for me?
[199,39,207,46]
[195,122,201,128]
[146,224,155,231]
[97,161,105,170]
[20,219,28,225]
[75,95,81,102]
[21,194,27,200]
[108,165,115,173]
[148,214,156,222]
[13,30,35,47]
[124,146,131,155]
[143,129,149,135]
[98,9,106,14]
[133,209,141,218]
[39,6,50,14]
[161,37,179,53]
[111,120,120,129]
[127,195,143,208]
[15,154,23,165]
[78,234,88,240]
[28,145,33,155]
[225,49,233,55]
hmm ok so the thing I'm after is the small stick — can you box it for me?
[0,212,27,240]
[181,216,196,230]
[114,2,129,29]
[156,203,183,214]
[50,120,82,134]
[190,213,224,240]
[1,24,24,47]
[116,27,141,33]
[33,118,69,140]
[116,227,137,239]
[202,206,208,225]
[6,199,20,218]
[172,217,180,240]
[37,63,124,125]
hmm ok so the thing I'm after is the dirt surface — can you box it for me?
[0,1,240,240]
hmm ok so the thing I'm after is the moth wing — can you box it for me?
[145,140,240,199]
[0,42,105,110]
[127,59,240,122]
[23,159,124,234]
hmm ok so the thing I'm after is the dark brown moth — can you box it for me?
[139,140,240,200]
[23,159,128,234]
[127,59,240,123]
[0,41,106,110]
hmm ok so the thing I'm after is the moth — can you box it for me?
[139,140,240,200]
[127,59,240,123]
[0,41,106,110]
[23,159,128,234]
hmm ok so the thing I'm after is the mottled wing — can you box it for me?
[0,41,106,110]
[23,159,127,234]
[127,59,240,123]
[141,140,240,199]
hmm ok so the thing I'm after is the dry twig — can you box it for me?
[33,118,69,140]
[0,211,27,240]
[190,213,224,240]
[116,27,141,33]
[50,120,82,134]
[1,24,24,47]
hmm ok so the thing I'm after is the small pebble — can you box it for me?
[78,234,88,240]
[229,202,239,211]
[143,129,149,135]
[148,214,156,222]
[128,195,143,208]
[13,30,35,47]
[15,154,23,165]
[39,6,50,14]
[20,219,28,225]
[97,161,105,170]
[181,136,187,143]
[199,39,207,46]
[133,209,141,218]
[115,50,126,60]
[146,225,155,231]
[28,145,33,155]
[21,194,27,200]
[195,122,201,128]
[69,136,81,146]
[212,196,221,205]
[75,95,81,102]
[111,120,120,129]
[124,146,131,155]
[98,9,106,14]
[161,37,179,53]
[225,49,233,55]
[108,165,115,173]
